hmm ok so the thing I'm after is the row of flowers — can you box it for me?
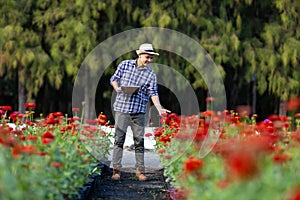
[0,103,112,200]
[154,98,300,200]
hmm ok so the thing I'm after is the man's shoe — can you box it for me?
[111,169,121,181]
[136,167,147,181]
[136,173,147,181]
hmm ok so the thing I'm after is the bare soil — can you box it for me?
[87,167,171,200]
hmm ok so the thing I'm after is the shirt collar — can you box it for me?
[134,59,148,70]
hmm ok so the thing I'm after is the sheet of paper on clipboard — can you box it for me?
[121,86,140,94]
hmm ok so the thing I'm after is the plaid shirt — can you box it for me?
[110,59,158,114]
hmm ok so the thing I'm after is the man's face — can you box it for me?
[139,54,154,66]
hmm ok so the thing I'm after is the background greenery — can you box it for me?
[0,0,299,122]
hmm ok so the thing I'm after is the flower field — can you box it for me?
[155,101,300,200]
[0,104,112,200]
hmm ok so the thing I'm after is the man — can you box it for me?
[110,43,170,181]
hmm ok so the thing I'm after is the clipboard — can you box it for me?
[121,86,140,94]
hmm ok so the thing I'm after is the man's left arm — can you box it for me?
[151,95,171,116]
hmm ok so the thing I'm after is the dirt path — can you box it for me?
[87,167,171,200]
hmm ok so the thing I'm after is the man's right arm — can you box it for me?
[111,81,122,93]
[110,61,124,93]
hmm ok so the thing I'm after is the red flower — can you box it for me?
[53,112,63,117]
[154,127,164,138]
[41,131,55,145]
[0,105,12,111]
[144,133,153,137]
[24,102,36,109]
[286,185,300,200]
[38,151,48,156]
[272,153,292,164]
[51,161,63,168]
[12,145,36,158]
[97,113,107,125]
[295,113,300,119]
[183,156,204,174]
[202,110,215,117]
[217,179,231,189]
[194,127,208,141]
[72,107,80,111]
[286,97,300,111]
[157,149,166,154]
[206,97,215,102]
[27,135,38,141]
[160,117,169,125]
[268,114,280,121]
[86,119,98,125]
[225,149,259,180]
[160,135,172,143]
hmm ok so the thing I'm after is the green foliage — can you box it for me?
[156,113,300,200]
[0,0,299,110]
[0,109,112,200]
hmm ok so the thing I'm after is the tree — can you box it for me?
[0,0,51,113]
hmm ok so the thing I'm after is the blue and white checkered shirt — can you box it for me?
[110,59,158,114]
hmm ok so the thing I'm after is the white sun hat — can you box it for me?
[136,43,159,56]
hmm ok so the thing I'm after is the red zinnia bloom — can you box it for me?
[202,110,214,117]
[72,107,80,111]
[0,105,12,111]
[160,135,172,143]
[51,161,63,168]
[27,135,38,141]
[53,112,63,117]
[38,151,48,156]
[272,153,292,164]
[164,155,172,159]
[160,117,169,125]
[268,115,280,121]
[24,102,36,109]
[97,114,107,125]
[184,156,204,174]
[286,185,300,200]
[86,119,98,125]
[225,150,259,180]
[157,149,166,154]
[206,97,215,102]
[12,145,36,158]
[295,113,300,119]
[217,179,231,189]
[87,125,97,132]
[144,133,153,137]
[286,97,300,111]
[154,127,164,138]
[44,118,58,125]
[41,131,55,145]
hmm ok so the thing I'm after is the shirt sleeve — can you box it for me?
[148,73,159,97]
[110,61,124,84]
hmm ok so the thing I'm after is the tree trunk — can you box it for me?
[17,66,26,113]
[252,73,257,114]
[279,100,287,116]
[84,65,90,122]
[18,78,25,113]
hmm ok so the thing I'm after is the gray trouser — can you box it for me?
[112,112,145,170]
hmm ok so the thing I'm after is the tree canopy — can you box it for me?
[0,0,299,119]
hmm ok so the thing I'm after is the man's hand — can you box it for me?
[114,86,122,93]
[157,107,171,116]
[111,81,122,93]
